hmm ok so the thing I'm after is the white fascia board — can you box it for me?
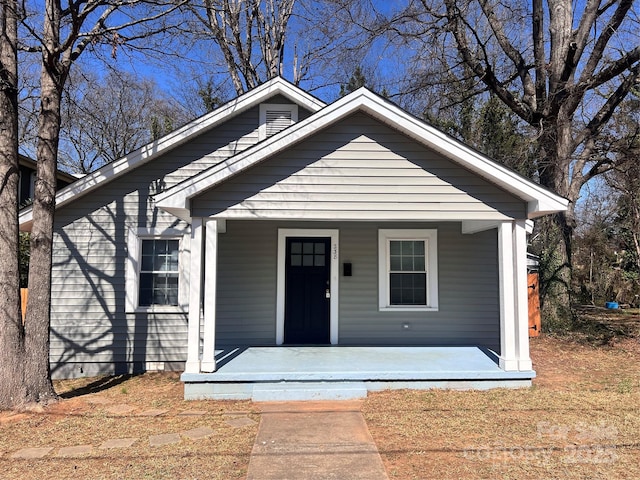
[156,88,568,219]
[263,78,326,110]
[526,198,571,218]
[18,78,325,231]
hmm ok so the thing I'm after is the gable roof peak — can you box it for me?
[156,81,567,221]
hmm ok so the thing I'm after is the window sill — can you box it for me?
[128,306,188,314]
[379,306,439,313]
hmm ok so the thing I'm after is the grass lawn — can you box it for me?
[0,374,259,480]
[363,335,640,479]
[1,309,639,479]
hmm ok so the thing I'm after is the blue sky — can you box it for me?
[75,0,412,110]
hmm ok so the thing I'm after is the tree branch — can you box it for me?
[68,1,186,62]
[584,46,640,92]
[531,0,546,114]
[442,0,534,124]
[578,0,634,87]
[477,0,536,111]
[573,63,640,165]
[564,0,600,83]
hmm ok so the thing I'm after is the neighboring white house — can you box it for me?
[19,77,567,387]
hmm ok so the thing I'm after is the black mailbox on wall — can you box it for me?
[343,262,352,277]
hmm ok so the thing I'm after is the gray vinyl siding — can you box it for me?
[215,220,500,354]
[51,197,190,378]
[49,100,312,378]
[338,222,500,351]
[216,221,278,344]
[159,98,314,189]
[49,164,194,378]
[192,113,526,220]
[161,106,261,189]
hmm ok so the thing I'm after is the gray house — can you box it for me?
[19,78,567,400]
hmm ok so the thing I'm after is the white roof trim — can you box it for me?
[18,77,325,230]
[155,87,568,221]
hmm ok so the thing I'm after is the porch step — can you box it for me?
[251,382,368,402]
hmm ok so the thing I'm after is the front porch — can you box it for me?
[181,346,535,401]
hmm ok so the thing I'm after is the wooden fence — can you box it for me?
[528,273,541,337]
[20,288,28,322]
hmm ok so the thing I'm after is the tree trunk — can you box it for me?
[23,74,59,403]
[0,0,27,409]
[22,0,63,404]
[536,119,576,317]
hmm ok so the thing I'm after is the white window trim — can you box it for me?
[378,229,439,312]
[259,103,298,140]
[126,227,190,313]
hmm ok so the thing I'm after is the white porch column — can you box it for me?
[200,219,218,372]
[514,220,533,370]
[185,218,203,373]
[498,221,518,371]
[498,220,532,371]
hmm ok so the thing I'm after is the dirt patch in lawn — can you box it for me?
[532,336,640,391]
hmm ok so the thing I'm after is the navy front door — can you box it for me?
[284,237,330,344]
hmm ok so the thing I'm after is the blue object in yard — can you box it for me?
[605,302,619,309]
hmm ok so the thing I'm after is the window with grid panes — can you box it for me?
[139,239,179,306]
[389,240,427,305]
[378,229,439,311]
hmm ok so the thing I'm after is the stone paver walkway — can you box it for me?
[5,399,390,480]
[99,437,138,450]
[10,447,54,459]
[149,433,181,447]
[5,403,256,460]
[56,445,93,457]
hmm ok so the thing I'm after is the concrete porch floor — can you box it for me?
[181,346,535,401]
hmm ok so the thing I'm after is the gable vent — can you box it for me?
[259,104,298,140]
[266,109,293,136]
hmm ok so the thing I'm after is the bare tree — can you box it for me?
[0,0,27,409]
[181,0,371,96]
[60,68,190,174]
[604,93,640,281]
[365,0,640,308]
[572,185,617,306]
[186,0,296,94]
[7,0,184,407]
[16,53,40,156]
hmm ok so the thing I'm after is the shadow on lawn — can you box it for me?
[566,305,640,345]
[58,374,134,399]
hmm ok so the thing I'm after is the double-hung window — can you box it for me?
[139,239,179,306]
[378,229,438,311]
[126,228,189,312]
